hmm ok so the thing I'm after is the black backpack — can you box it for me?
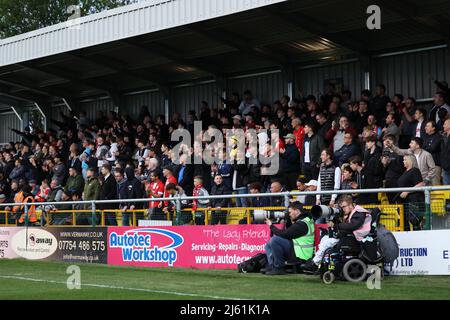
[377,224,399,264]
[237,253,267,273]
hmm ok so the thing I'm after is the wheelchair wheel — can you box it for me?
[322,271,335,284]
[342,259,367,282]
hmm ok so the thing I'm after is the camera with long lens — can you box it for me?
[311,205,343,222]
[253,210,287,223]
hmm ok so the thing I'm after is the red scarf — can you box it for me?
[192,184,203,211]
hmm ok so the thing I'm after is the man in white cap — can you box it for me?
[232,115,242,127]
[304,180,318,206]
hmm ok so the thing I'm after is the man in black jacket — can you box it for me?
[381,136,405,202]
[441,119,450,185]
[301,122,325,181]
[263,202,314,275]
[280,133,301,191]
[359,136,383,204]
[423,121,442,185]
[114,168,129,225]
[177,154,194,196]
[124,165,145,224]
[231,153,249,207]
[209,175,231,225]
[100,163,118,226]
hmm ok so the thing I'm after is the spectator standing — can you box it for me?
[441,119,450,185]
[316,149,341,207]
[83,168,101,205]
[396,155,425,230]
[124,166,145,225]
[325,116,357,153]
[280,133,301,191]
[146,171,165,220]
[192,176,210,225]
[301,123,324,181]
[292,118,305,156]
[399,97,417,148]
[423,121,442,185]
[359,136,383,204]
[209,175,231,225]
[385,137,436,185]
[52,154,66,186]
[382,113,401,144]
[114,169,129,226]
[370,84,390,124]
[99,163,118,226]
[333,132,360,167]
[430,92,450,130]
[95,136,109,168]
[413,108,427,139]
[381,136,405,202]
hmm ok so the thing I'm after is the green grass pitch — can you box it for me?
[0,259,449,300]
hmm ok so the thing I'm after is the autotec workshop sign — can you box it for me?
[0,227,107,264]
[107,225,271,268]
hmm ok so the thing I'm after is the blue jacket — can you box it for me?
[217,163,233,190]
[117,178,129,209]
[334,143,360,167]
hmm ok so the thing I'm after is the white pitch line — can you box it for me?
[0,275,243,300]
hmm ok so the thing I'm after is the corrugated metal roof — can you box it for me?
[0,0,288,67]
[1,0,450,111]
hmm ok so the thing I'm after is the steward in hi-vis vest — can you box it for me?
[18,186,38,225]
[263,201,315,275]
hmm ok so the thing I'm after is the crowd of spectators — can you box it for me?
[0,81,449,227]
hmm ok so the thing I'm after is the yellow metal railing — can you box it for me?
[181,204,404,232]
[0,210,12,226]
[0,204,405,232]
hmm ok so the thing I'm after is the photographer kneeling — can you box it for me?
[263,202,314,275]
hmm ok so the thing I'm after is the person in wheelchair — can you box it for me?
[302,195,373,273]
[332,195,372,254]
[262,202,315,275]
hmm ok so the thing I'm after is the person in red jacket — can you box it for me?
[292,117,305,155]
[162,167,177,206]
[146,171,165,220]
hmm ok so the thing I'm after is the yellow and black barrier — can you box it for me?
[0,204,412,232]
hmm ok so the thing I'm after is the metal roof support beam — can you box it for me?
[122,40,226,78]
[215,76,228,101]
[67,53,167,88]
[0,82,53,106]
[34,102,49,132]
[0,96,26,130]
[0,95,24,109]
[17,63,114,94]
[0,77,74,99]
[377,0,450,40]
[262,7,368,55]
[282,64,295,99]
[359,55,372,91]
[157,85,171,124]
[109,92,126,114]
[187,25,290,67]
[0,93,51,132]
